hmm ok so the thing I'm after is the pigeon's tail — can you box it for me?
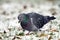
[48,16,56,20]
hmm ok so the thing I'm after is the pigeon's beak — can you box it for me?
[18,18,22,23]
[18,21,20,23]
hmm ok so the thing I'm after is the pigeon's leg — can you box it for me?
[26,31,35,35]
[39,29,42,31]
[25,31,30,35]
[23,29,30,35]
[23,29,25,32]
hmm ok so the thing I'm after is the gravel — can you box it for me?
[0,0,60,40]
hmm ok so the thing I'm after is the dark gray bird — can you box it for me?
[18,12,56,32]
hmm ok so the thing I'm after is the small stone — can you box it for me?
[23,5,27,9]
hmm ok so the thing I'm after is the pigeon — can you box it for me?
[18,12,56,32]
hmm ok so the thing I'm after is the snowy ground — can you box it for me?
[0,0,60,40]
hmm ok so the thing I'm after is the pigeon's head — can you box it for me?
[18,14,29,23]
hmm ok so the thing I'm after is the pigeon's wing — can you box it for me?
[32,13,44,29]
[33,16,56,29]
[33,17,44,29]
